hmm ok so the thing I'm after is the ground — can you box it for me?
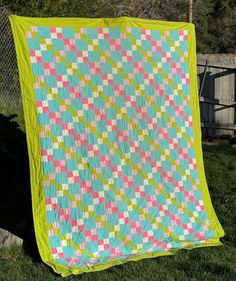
[0,144,235,281]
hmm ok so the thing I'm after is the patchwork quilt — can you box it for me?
[10,15,224,276]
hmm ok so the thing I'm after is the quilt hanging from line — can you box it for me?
[10,15,224,276]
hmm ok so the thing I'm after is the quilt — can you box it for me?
[10,15,224,276]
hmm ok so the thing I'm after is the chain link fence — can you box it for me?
[0,7,23,127]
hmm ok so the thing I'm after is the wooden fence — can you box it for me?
[197,54,236,139]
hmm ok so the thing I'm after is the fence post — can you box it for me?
[199,60,208,98]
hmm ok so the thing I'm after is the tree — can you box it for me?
[0,0,235,53]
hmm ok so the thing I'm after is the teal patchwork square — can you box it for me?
[106,108,116,120]
[98,39,110,50]
[84,218,96,230]
[53,148,65,160]
[121,39,132,50]
[107,214,119,225]
[42,161,55,174]
[62,27,74,38]
[113,74,123,84]
[117,119,127,130]
[73,232,85,243]
[69,185,80,195]
[91,74,103,86]
[35,88,47,100]
[100,62,112,73]
[71,99,82,110]
[107,131,117,142]
[141,40,151,51]
[38,27,51,38]
[94,204,106,216]
[110,154,121,166]
[60,222,72,234]
[88,51,99,62]
[63,246,75,258]
[132,50,142,61]
[86,28,98,38]
[78,169,90,181]
[111,51,122,62]
[139,140,150,152]
[87,133,98,145]
[68,75,79,86]
[109,27,120,38]
[96,120,107,132]
[129,210,139,221]
[45,186,57,198]
[58,88,70,99]
[32,63,44,75]
[121,165,132,177]
[46,210,59,223]
[79,84,92,97]
[63,135,75,147]
[93,97,104,109]
[83,110,95,121]
[56,172,68,184]
[101,167,112,178]
[82,193,93,205]
[119,142,130,153]
[58,196,70,208]
[114,96,125,108]
[130,152,141,164]
[45,76,57,87]
[151,29,161,40]
[55,63,67,75]
[61,111,73,123]
[38,113,50,126]
[28,38,40,50]
[76,146,88,157]
[52,39,64,50]
[114,177,123,189]
[42,50,54,62]
[48,100,59,112]
[98,144,109,155]
[65,51,77,62]
[75,39,87,50]
[86,241,98,254]
[122,62,133,73]
[132,233,142,243]
[105,190,116,202]
[131,28,141,39]
[127,107,136,119]
[51,124,62,136]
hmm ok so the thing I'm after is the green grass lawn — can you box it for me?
[0,144,236,281]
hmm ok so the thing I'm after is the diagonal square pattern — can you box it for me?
[10,16,224,276]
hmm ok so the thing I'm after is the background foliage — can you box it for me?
[0,0,236,53]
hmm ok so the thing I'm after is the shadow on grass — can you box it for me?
[0,114,40,260]
[202,143,236,156]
